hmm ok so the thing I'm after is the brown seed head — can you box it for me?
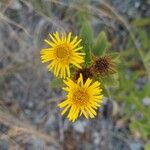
[92,55,116,76]
[74,68,93,83]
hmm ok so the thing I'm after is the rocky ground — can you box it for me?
[0,0,149,150]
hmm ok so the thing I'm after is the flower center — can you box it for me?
[73,89,89,106]
[95,58,109,70]
[93,56,111,75]
[55,43,71,60]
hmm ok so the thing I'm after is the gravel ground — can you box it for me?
[0,0,149,149]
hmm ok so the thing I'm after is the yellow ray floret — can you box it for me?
[40,32,85,78]
[58,74,103,122]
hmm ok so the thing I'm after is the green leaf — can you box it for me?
[145,142,150,150]
[131,18,150,27]
[109,52,120,64]
[144,51,150,63]
[49,78,63,88]
[97,73,119,88]
[109,52,120,59]
[80,21,93,66]
[144,83,150,97]
[76,0,91,25]
[129,120,150,140]
[139,30,149,49]
[93,31,110,56]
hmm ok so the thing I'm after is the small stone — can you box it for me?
[27,102,34,109]
[9,0,22,10]
[129,142,143,150]
[73,121,87,133]
[0,136,9,150]
[44,115,56,131]
[25,138,45,150]
[135,2,140,8]
[142,97,150,106]
[92,132,100,145]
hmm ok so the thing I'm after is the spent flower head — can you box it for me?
[74,67,93,83]
[91,55,116,76]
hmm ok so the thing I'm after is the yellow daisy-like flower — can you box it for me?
[58,74,103,122]
[40,32,85,78]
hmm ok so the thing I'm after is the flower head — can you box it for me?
[92,55,116,76]
[74,67,93,83]
[58,74,103,122]
[41,32,85,78]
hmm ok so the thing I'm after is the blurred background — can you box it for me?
[0,0,150,150]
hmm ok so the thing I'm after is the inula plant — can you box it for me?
[40,25,119,122]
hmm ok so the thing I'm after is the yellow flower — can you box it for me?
[58,74,103,122]
[40,32,85,78]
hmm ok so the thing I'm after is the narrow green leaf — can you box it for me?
[109,52,120,64]
[93,31,110,56]
[80,21,93,66]
[131,18,150,27]
[109,52,120,59]
[139,30,149,49]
